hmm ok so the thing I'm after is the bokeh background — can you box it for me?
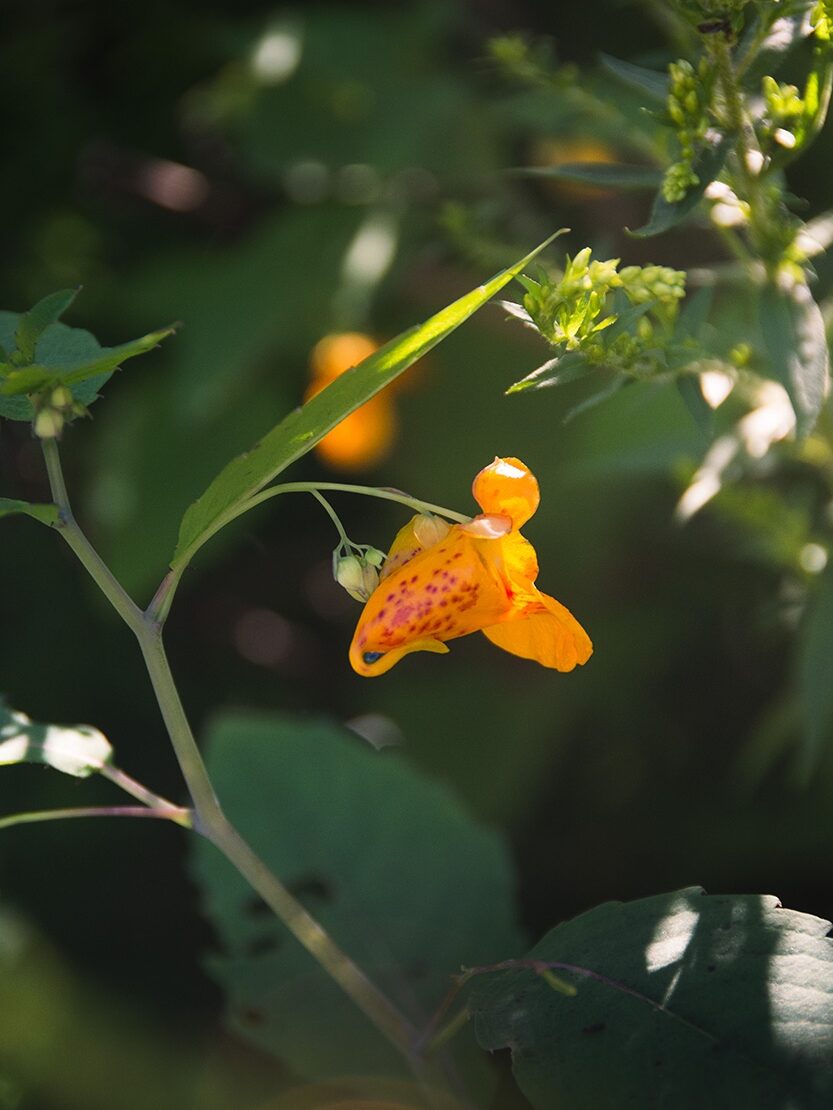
[1,1,832,1107]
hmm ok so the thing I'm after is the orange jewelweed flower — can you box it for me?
[349,457,593,677]
[306,332,395,472]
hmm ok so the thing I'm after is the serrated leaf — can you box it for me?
[796,563,833,779]
[190,712,523,1081]
[0,701,112,778]
[676,374,714,437]
[171,234,564,571]
[759,281,830,438]
[470,887,833,1110]
[0,312,175,421]
[629,133,732,238]
[513,163,662,189]
[0,326,175,396]
[13,288,79,364]
[599,53,669,104]
[0,499,59,526]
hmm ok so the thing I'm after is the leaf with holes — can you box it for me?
[190,712,524,1082]
[469,887,833,1110]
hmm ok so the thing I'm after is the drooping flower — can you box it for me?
[349,457,593,676]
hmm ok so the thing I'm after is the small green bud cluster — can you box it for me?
[32,384,85,439]
[518,250,686,375]
[662,58,712,202]
[813,1,833,43]
[618,265,687,307]
[760,76,806,152]
[334,547,385,602]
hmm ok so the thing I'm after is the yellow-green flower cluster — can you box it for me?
[518,249,686,371]
[662,59,712,202]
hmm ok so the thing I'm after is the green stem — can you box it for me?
[0,805,192,832]
[153,479,471,622]
[101,762,184,812]
[39,437,426,1075]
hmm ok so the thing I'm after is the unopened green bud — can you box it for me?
[335,554,380,602]
[33,409,64,439]
[50,385,73,409]
[363,546,386,568]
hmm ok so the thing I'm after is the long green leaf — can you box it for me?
[512,163,661,190]
[470,887,833,1110]
[599,53,668,104]
[759,280,830,438]
[172,233,564,569]
[797,562,833,779]
[0,498,59,526]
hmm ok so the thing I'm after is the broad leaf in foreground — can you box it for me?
[190,712,523,1080]
[470,887,833,1110]
[171,234,564,571]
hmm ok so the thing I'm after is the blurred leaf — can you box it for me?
[191,711,524,1080]
[676,375,714,437]
[797,562,833,778]
[172,234,563,570]
[470,887,833,1110]
[759,281,830,438]
[737,4,817,83]
[0,499,58,526]
[563,374,629,423]
[513,163,661,189]
[796,209,833,258]
[14,288,79,364]
[0,700,112,778]
[599,53,668,104]
[0,310,173,420]
[629,133,731,238]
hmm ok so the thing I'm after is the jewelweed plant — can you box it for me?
[2,2,833,1108]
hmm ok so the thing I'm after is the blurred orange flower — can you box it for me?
[532,136,618,201]
[349,457,593,676]
[306,332,395,471]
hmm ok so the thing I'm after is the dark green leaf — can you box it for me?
[172,234,564,571]
[470,887,833,1110]
[759,281,830,438]
[190,711,524,1080]
[599,53,669,104]
[0,312,175,421]
[0,499,59,526]
[0,326,175,396]
[676,375,714,437]
[629,133,732,238]
[797,563,833,779]
[512,163,662,189]
[13,288,79,364]
[679,286,714,336]
[563,374,628,423]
